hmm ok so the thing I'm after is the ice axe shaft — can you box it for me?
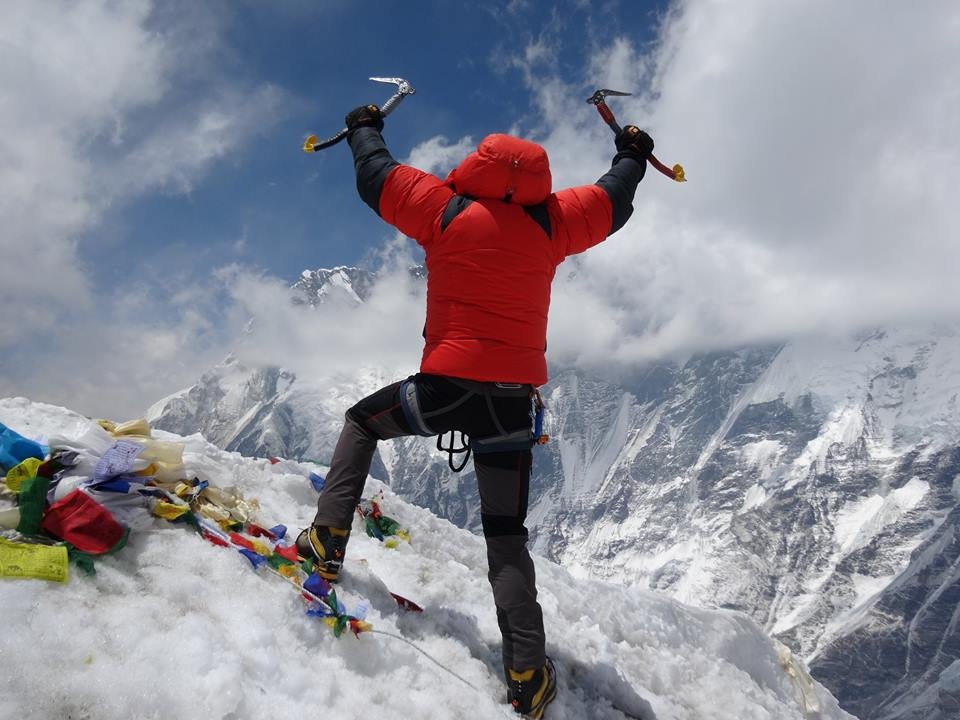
[304,77,416,153]
[586,89,685,182]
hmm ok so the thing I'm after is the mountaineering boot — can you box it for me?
[295,526,350,582]
[508,657,556,718]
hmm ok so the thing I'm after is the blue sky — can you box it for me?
[3,1,959,419]
[91,0,668,285]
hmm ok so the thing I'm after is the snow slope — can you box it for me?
[0,397,853,720]
[145,268,960,719]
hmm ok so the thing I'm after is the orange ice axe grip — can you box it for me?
[586,88,686,183]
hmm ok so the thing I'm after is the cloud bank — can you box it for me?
[0,1,284,417]
[539,0,960,369]
[4,0,959,419]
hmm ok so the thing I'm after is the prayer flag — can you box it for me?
[4,457,42,492]
[0,537,68,582]
[238,548,267,568]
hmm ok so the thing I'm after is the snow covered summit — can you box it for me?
[0,397,852,720]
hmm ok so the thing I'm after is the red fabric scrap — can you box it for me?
[41,489,125,555]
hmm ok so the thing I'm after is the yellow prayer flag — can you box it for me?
[134,463,158,477]
[111,418,151,437]
[198,503,231,523]
[277,564,301,580]
[5,457,43,492]
[152,502,190,520]
[0,537,68,583]
[138,439,183,465]
[251,540,272,557]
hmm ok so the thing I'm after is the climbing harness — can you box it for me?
[400,378,549,473]
[438,431,472,472]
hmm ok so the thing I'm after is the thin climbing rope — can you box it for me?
[208,522,516,717]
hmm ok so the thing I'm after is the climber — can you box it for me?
[298,103,652,718]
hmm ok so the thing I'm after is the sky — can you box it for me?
[2,0,960,419]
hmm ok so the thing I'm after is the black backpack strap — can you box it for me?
[442,196,550,239]
[523,203,551,239]
[440,195,475,231]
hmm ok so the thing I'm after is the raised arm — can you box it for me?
[345,106,453,248]
[549,126,654,260]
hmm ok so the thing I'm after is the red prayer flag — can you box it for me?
[229,532,256,552]
[202,530,230,547]
[41,490,125,555]
[275,543,300,563]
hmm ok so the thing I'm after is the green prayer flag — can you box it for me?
[68,546,97,575]
[379,516,403,536]
[16,475,50,535]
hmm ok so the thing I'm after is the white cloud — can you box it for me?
[224,260,425,383]
[0,0,286,417]
[404,136,477,177]
[0,274,250,419]
[6,0,960,420]
[104,85,285,196]
[537,0,960,369]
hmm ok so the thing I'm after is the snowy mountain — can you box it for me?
[0,397,854,720]
[147,267,960,719]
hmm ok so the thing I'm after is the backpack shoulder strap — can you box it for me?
[523,203,551,239]
[440,195,475,231]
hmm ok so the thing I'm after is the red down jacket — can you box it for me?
[348,130,645,386]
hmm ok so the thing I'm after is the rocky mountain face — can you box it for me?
[148,266,960,720]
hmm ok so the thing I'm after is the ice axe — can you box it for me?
[303,77,416,153]
[587,89,685,182]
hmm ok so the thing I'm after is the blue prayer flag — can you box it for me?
[304,572,331,599]
[238,548,267,568]
[309,472,326,492]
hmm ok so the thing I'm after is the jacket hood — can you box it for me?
[445,134,552,205]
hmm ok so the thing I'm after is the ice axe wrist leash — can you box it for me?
[303,77,416,153]
[587,89,686,182]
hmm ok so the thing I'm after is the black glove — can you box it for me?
[345,104,384,134]
[614,125,654,160]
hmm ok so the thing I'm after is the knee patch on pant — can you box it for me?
[481,512,528,538]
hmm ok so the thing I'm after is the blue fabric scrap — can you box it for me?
[0,421,47,472]
[308,472,326,492]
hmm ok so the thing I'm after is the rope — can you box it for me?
[191,513,522,716]
[271,558,518,717]
[367,630,518,719]
[201,521,516,715]
[367,628,479,690]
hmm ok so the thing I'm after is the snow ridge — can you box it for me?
[0,398,853,720]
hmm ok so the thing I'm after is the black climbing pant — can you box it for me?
[312,373,546,672]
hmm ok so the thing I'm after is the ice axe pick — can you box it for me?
[586,89,685,182]
[303,77,416,153]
